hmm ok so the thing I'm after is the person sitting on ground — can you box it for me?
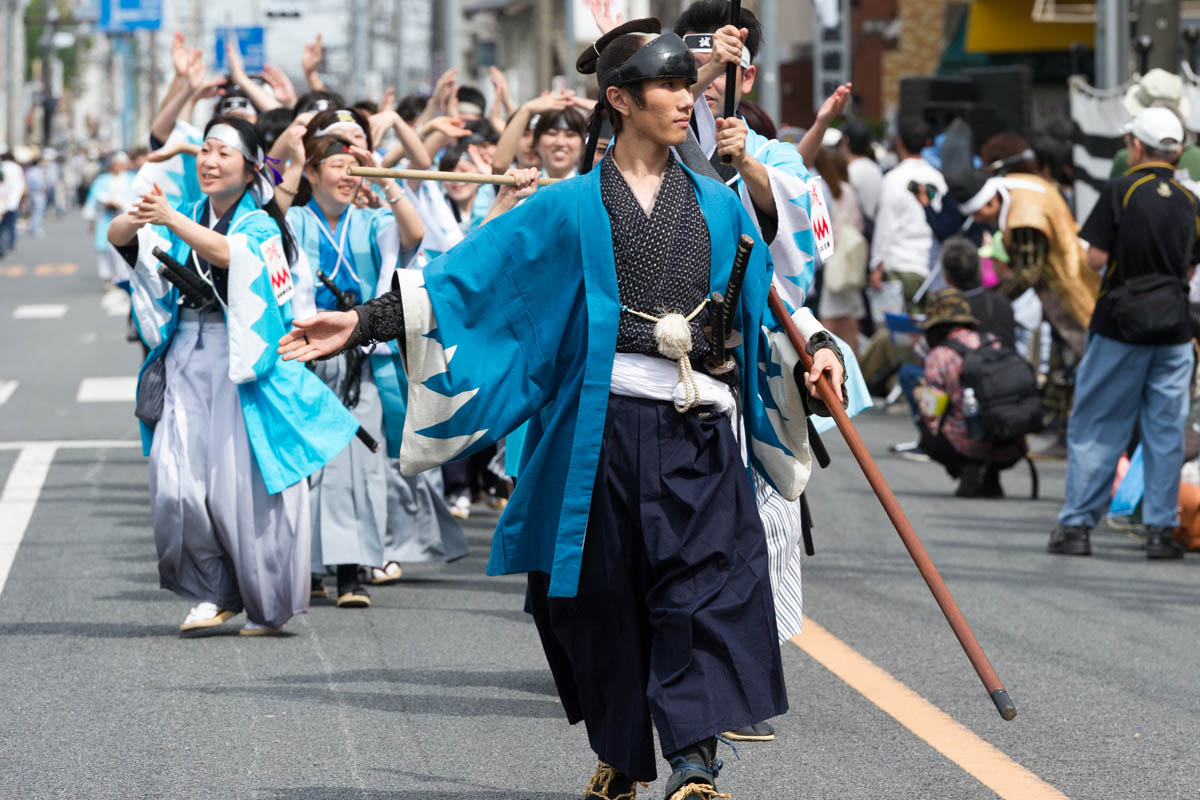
[911,289,1025,498]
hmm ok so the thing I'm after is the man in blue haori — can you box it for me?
[280,20,845,800]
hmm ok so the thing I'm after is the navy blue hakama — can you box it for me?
[528,394,788,782]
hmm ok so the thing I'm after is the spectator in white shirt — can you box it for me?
[0,151,26,256]
[843,119,882,223]
[868,119,945,304]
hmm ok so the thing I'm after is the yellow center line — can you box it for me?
[792,616,1068,800]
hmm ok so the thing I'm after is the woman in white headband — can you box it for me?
[106,114,360,636]
[284,123,449,604]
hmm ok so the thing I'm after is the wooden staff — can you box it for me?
[768,286,1017,721]
[348,166,560,187]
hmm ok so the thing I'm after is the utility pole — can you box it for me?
[759,0,780,124]
[3,0,22,147]
[1133,0,1181,73]
[1096,0,1131,88]
[438,0,462,75]
[536,0,552,92]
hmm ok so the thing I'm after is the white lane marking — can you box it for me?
[0,440,140,451]
[76,377,137,403]
[0,380,16,406]
[100,290,131,317]
[13,304,68,319]
[0,444,57,595]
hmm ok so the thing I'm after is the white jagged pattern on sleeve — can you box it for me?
[129,226,176,351]
[224,232,270,384]
[395,268,488,475]
[741,163,816,312]
[754,308,815,500]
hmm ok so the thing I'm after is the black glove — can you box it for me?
[795,330,847,418]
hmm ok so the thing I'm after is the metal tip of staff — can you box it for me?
[991,689,1017,721]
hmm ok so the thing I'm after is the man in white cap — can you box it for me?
[1050,107,1200,560]
[1110,68,1200,180]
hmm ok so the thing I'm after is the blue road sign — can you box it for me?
[99,0,163,32]
[214,27,267,74]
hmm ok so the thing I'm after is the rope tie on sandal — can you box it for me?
[585,761,647,800]
[665,785,731,800]
[621,298,709,413]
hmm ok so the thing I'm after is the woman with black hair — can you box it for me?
[285,118,444,603]
[108,115,360,636]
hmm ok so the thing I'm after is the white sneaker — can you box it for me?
[449,494,472,520]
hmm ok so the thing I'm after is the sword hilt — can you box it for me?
[723,234,755,333]
[704,292,736,376]
[152,246,217,308]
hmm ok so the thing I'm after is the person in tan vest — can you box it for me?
[950,169,1101,436]
[951,168,1099,357]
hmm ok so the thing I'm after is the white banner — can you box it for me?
[1068,75,1130,223]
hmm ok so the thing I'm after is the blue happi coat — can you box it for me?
[392,163,816,597]
[287,202,411,456]
[128,190,359,494]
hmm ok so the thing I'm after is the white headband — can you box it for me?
[204,123,274,206]
[958,177,1001,215]
[314,110,366,141]
[205,124,259,164]
[684,33,752,69]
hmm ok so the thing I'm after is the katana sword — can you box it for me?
[767,285,1016,721]
[705,235,753,376]
[721,0,742,165]
[152,247,217,309]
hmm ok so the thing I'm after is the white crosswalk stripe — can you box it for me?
[76,377,137,403]
[13,304,68,319]
[0,380,16,406]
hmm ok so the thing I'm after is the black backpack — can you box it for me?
[945,338,1043,442]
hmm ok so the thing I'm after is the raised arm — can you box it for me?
[491,91,573,173]
[226,42,282,112]
[797,83,852,167]
[301,34,326,91]
[352,146,423,252]
[151,36,199,143]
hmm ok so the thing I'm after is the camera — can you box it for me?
[907,180,938,201]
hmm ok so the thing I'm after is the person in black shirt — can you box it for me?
[1050,107,1200,560]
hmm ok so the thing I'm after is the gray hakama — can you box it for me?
[308,355,388,569]
[151,314,311,629]
[753,471,805,642]
[383,464,468,563]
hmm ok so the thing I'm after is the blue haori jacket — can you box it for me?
[392,162,816,598]
[127,190,360,494]
[286,202,413,458]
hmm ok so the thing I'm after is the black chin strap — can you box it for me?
[580,102,607,175]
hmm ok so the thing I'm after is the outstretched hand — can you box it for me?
[278,311,360,362]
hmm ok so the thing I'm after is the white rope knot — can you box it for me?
[622,299,709,413]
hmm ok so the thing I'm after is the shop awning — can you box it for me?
[966,0,1095,53]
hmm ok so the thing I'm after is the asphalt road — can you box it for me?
[1,214,1198,799]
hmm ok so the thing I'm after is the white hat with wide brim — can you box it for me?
[1124,68,1191,125]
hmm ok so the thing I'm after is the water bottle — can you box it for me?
[963,387,982,440]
